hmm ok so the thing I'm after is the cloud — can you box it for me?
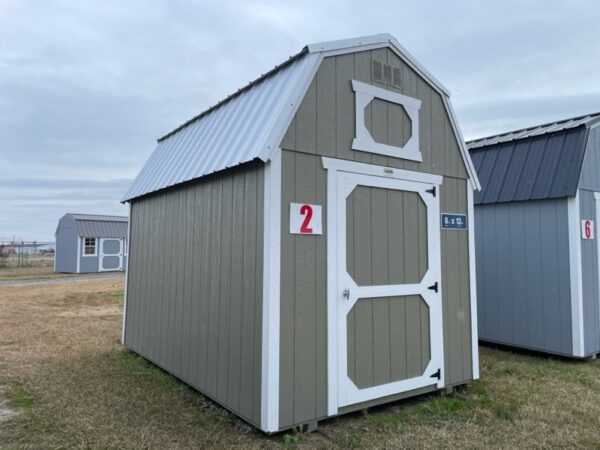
[0,0,599,240]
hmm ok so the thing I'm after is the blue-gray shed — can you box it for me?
[469,111,600,357]
[122,33,481,433]
[54,213,128,273]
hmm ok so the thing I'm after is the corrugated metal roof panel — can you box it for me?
[121,52,321,202]
[75,220,128,238]
[470,126,589,205]
[65,213,128,238]
[468,112,600,149]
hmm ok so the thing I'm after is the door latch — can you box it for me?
[430,368,441,380]
[343,288,350,299]
[427,282,439,293]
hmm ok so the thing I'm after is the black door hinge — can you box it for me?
[426,186,436,197]
[430,368,441,380]
[427,282,439,293]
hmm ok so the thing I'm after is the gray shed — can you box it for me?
[54,213,128,273]
[469,112,600,358]
[121,33,481,433]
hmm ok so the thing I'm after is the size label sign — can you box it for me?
[582,219,594,239]
[290,203,322,235]
[441,213,468,230]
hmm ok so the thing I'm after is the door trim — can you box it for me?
[99,238,123,272]
[324,157,444,415]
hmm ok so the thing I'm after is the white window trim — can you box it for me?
[324,157,444,414]
[82,237,98,257]
[351,79,422,162]
[568,191,585,357]
[467,185,479,379]
[261,148,282,433]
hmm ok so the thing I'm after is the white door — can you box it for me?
[327,165,444,412]
[99,238,123,272]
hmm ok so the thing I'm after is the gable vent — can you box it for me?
[372,60,402,89]
[372,60,383,83]
[392,67,402,88]
[383,64,392,84]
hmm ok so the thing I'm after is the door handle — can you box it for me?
[343,288,350,299]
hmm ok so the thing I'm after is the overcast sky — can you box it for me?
[1,0,599,241]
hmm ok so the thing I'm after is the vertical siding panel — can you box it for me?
[296,79,317,154]
[206,178,223,397]
[293,152,318,423]
[217,175,234,401]
[371,189,391,386]
[315,57,336,158]
[280,116,296,151]
[417,78,433,172]
[228,173,245,411]
[188,186,202,386]
[431,93,446,174]
[335,54,356,162]
[182,189,196,379]
[253,169,264,422]
[240,169,257,418]
[197,184,212,391]
[400,58,419,173]
[353,51,372,165]
[279,151,296,428]
[315,162,328,418]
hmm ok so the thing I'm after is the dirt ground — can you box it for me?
[2,279,600,448]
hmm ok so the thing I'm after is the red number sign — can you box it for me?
[290,203,322,235]
[299,204,313,233]
[582,219,594,240]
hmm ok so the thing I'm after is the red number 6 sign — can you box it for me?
[290,203,322,235]
[582,219,595,240]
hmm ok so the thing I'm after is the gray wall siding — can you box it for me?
[579,189,600,355]
[55,216,78,273]
[578,126,599,191]
[79,251,99,272]
[124,163,264,427]
[475,199,573,355]
[278,150,473,429]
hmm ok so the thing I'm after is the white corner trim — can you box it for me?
[467,185,479,379]
[261,148,282,432]
[351,80,422,162]
[321,157,442,185]
[76,237,81,274]
[442,96,481,192]
[595,193,600,356]
[568,192,585,357]
[121,204,132,345]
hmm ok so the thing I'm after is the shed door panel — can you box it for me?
[332,169,443,409]
[100,238,122,271]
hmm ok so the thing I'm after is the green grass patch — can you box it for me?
[99,290,124,307]
[7,387,34,411]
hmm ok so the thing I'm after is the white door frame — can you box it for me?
[99,238,123,272]
[323,157,444,414]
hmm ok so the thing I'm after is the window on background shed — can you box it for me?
[84,238,97,256]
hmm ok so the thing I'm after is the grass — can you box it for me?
[1,279,600,448]
[0,265,64,280]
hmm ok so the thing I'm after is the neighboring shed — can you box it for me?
[121,33,481,433]
[54,213,128,273]
[469,112,600,358]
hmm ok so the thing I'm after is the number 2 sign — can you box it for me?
[582,219,595,240]
[290,203,322,235]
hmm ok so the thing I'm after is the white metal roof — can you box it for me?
[123,34,479,202]
[467,112,600,149]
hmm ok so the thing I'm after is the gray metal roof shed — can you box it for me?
[122,33,481,433]
[55,213,128,274]
[468,112,600,358]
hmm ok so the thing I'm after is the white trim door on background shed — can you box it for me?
[324,158,444,414]
[99,238,123,272]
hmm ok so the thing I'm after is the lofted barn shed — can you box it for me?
[469,112,600,358]
[121,33,481,433]
[54,213,128,273]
